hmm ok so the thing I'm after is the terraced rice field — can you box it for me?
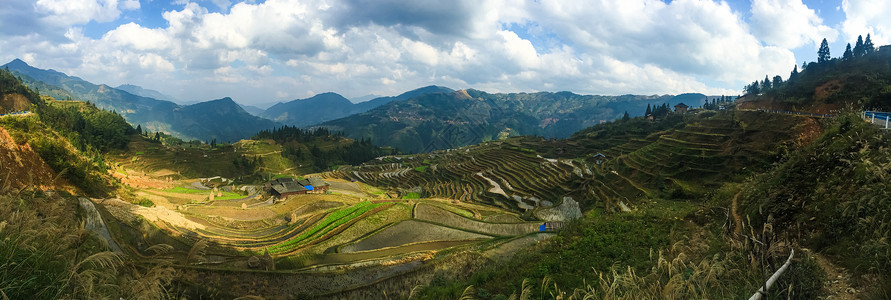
[339,220,491,253]
[413,204,540,236]
[330,143,583,210]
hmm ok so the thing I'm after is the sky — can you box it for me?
[1,0,889,105]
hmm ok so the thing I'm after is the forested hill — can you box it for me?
[320,89,691,153]
[261,85,453,127]
[739,42,891,112]
[2,59,276,142]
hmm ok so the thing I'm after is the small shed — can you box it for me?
[674,103,689,114]
[592,153,607,165]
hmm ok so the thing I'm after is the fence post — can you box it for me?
[886,115,889,129]
[872,113,876,124]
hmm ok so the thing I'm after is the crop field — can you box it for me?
[413,204,540,236]
[329,142,585,210]
[339,220,492,253]
[89,110,814,297]
[324,111,811,217]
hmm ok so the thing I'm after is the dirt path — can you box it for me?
[731,191,742,235]
[807,250,860,299]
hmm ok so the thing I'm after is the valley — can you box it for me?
[2,46,891,299]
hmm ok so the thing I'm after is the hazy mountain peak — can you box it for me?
[116,84,178,102]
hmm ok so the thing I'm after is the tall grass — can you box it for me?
[0,190,177,299]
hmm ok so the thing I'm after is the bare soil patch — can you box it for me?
[0,127,62,191]
[815,79,843,102]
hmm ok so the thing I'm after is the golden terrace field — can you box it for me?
[94,137,556,297]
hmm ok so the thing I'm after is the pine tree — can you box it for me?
[789,65,799,81]
[622,111,630,121]
[843,43,853,60]
[854,35,865,57]
[864,33,875,54]
[136,124,142,135]
[773,75,783,88]
[645,104,652,116]
[746,81,760,95]
[817,38,831,63]
[762,75,772,90]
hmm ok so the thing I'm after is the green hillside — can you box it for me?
[739,47,891,112]
[321,89,688,153]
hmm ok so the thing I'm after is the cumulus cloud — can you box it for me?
[841,0,891,45]
[36,0,140,26]
[532,0,796,84]
[0,0,848,103]
[750,0,837,49]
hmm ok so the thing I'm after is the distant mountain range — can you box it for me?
[3,58,720,152]
[115,84,178,102]
[320,89,694,153]
[261,85,453,127]
[2,59,276,142]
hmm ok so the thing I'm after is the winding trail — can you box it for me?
[806,249,860,299]
[731,191,742,235]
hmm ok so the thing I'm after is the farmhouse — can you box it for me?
[592,153,606,164]
[674,103,689,114]
[266,176,330,198]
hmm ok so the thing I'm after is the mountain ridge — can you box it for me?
[320,88,686,153]
[115,83,178,102]
[261,85,454,127]
[2,59,277,142]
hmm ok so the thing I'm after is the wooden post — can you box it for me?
[885,115,889,129]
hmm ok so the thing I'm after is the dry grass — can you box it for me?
[0,191,177,299]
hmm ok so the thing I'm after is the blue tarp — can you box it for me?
[539,223,546,231]
[303,185,314,191]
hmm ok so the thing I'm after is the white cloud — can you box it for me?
[2,0,843,103]
[103,23,171,50]
[36,0,139,26]
[751,0,837,49]
[841,0,891,46]
[532,0,795,84]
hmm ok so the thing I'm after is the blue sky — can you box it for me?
[1,0,889,105]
